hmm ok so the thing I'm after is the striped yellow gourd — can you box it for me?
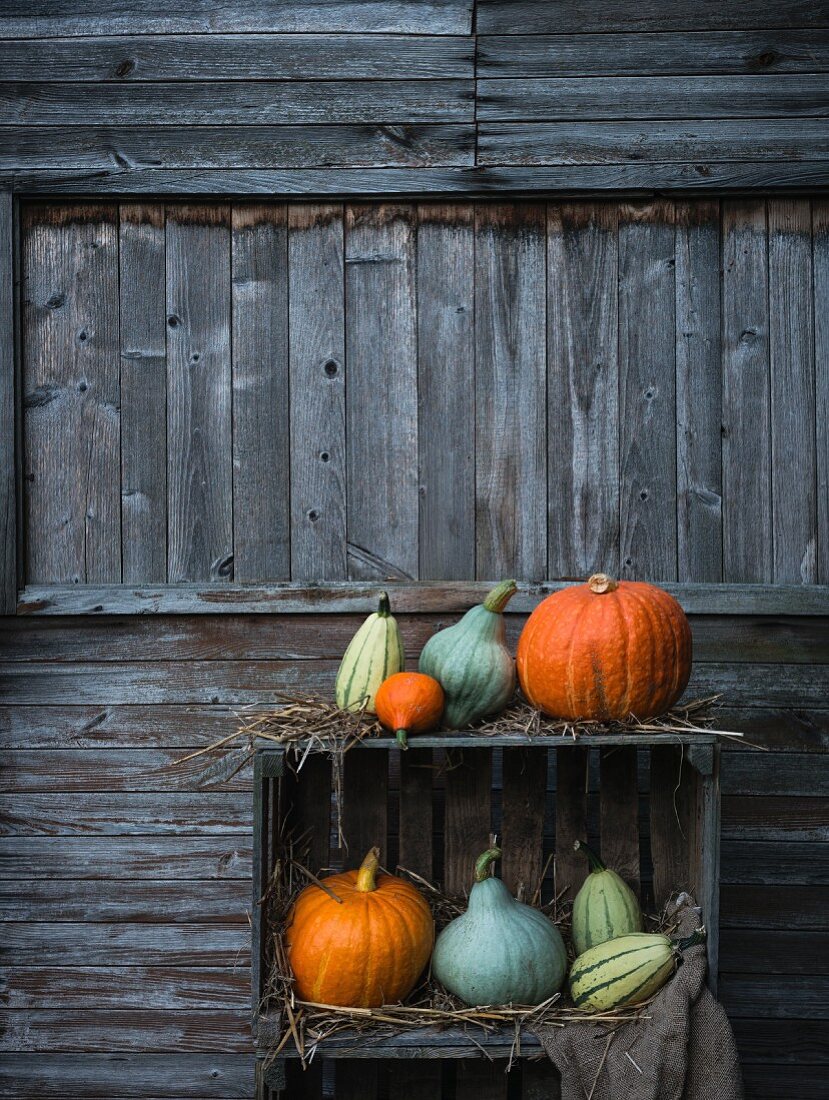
[335,593,405,714]
[569,929,706,1012]
[571,840,642,955]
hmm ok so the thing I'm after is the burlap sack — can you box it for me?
[532,899,743,1100]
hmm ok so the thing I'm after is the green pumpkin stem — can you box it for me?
[574,839,606,873]
[356,847,381,892]
[377,592,391,617]
[675,927,707,952]
[474,847,502,882]
[396,728,409,750]
[483,579,518,614]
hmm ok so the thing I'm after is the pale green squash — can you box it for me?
[571,840,643,955]
[431,848,567,1007]
[418,579,517,728]
[335,593,404,714]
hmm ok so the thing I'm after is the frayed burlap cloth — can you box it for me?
[533,898,743,1100]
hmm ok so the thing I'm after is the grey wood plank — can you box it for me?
[721,930,829,974]
[0,190,14,612]
[722,752,829,797]
[720,840,827,886]
[0,34,474,81]
[345,203,418,580]
[22,203,120,584]
[280,753,332,875]
[119,202,167,583]
[599,747,640,895]
[0,1008,254,1053]
[741,1066,826,1097]
[443,749,492,895]
[15,580,829,616]
[722,200,772,583]
[417,203,475,579]
[815,199,829,584]
[554,747,589,899]
[0,1053,254,1097]
[0,81,473,125]
[231,204,290,582]
[477,31,829,77]
[398,749,435,878]
[166,203,233,582]
[0,1,474,36]
[675,200,722,582]
[547,202,619,577]
[0,791,251,835]
[0,836,251,880]
[11,161,829,195]
[0,124,474,171]
[288,204,347,580]
[500,746,548,903]
[768,199,817,583]
[722,796,829,841]
[341,748,388,869]
[722,884,829,930]
[732,1019,829,1065]
[650,746,697,909]
[477,75,829,120]
[618,200,677,581]
[476,1,827,34]
[720,975,829,1019]
[0,704,242,748]
[0,922,249,966]
[1,966,249,1009]
[0,878,250,923]
[477,119,829,166]
[475,203,546,580]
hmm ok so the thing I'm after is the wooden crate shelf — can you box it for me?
[252,733,720,1098]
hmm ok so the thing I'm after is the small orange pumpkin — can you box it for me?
[286,847,434,1008]
[375,671,444,749]
[516,573,692,722]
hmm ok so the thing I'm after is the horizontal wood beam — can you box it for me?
[17,581,829,616]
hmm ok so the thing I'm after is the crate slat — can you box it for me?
[650,745,698,909]
[342,747,388,869]
[456,1061,508,1099]
[554,746,589,899]
[599,745,641,895]
[282,752,332,875]
[336,1060,379,1098]
[501,746,548,900]
[444,747,493,894]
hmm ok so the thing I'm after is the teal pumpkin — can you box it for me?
[418,580,517,728]
[431,848,567,1007]
[571,840,643,955]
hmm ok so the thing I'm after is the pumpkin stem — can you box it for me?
[356,847,381,892]
[574,839,606,873]
[395,728,409,750]
[675,927,707,952]
[587,573,619,594]
[377,592,391,617]
[483,579,518,614]
[474,847,502,882]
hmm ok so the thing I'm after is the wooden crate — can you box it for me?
[252,733,720,1099]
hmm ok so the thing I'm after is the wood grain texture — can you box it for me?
[0,791,250,835]
[345,203,418,580]
[443,748,492,895]
[0,922,249,966]
[599,747,641,895]
[288,204,347,580]
[0,191,13,612]
[722,200,772,582]
[650,746,698,907]
[1,966,249,1009]
[675,200,722,581]
[547,202,619,577]
[618,201,677,581]
[231,204,290,581]
[0,878,250,922]
[166,204,233,582]
[22,203,120,584]
[500,747,547,901]
[417,203,475,579]
[475,203,546,580]
[768,199,817,583]
[814,200,829,584]
[341,747,388,868]
[398,749,435,878]
[554,747,589,899]
[119,202,167,583]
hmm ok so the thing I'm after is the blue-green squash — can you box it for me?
[431,848,567,1007]
[418,580,517,728]
[571,840,643,955]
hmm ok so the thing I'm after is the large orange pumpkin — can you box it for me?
[375,671,444,749]
[516,573,692,721]
[285,847,434,1008]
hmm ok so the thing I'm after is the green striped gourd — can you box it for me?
[335,593,404,714]
[418,579,517,728]
[571,840,643,955]
[570,929,706,1012]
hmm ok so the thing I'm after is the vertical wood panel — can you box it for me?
[768,199,816,584]
[444,749,492,896]
[722,199,772,583]
[166,204,232,582]
[417,203,475,580]
[0,191,14,611]
[119,202,167,583]
[398,750,434,879]
[500,747,547,900]
[289,204,347,580]
[23,203,120,584]
[554,747,589,899]
[455,1062,508,1100]
[814,200,829,583]
[599,747,640,896]
[345,203,418,580]
[547,202,619,578]
[342,749,388,870]
[675,200,722,582]
[650,746,697,911]
[475,203,546,580]
[619,200,677,581]
[232,204,290,582]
